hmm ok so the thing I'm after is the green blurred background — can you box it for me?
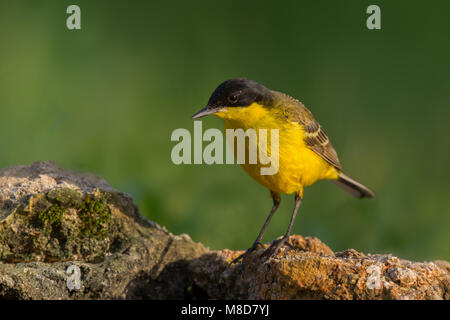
[0,0,449,261]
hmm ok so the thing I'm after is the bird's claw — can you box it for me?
[229,242,263,275]
[262,235,292,258]
[229,237,293,275]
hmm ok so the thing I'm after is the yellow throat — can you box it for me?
[214,103,339,196]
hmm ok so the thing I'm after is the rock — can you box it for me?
[0,161,208,299]
[189,237,450,300]
[0,161,448,300]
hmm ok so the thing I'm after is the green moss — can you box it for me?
[35,188,111,239]
[47,188,83,207]
[38,203,65,225]
[36,188,81,226]
[77,195,111,239]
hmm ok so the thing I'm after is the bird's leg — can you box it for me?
[264,193,302,258]
[230,191,280,270]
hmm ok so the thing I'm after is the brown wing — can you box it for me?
[273,91,343,171]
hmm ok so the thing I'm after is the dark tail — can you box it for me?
[331,172,375,198]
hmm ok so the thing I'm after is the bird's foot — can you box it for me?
[262,235,293,258]
[230,241,263,275]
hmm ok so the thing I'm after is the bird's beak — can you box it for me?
[191,106,222,119]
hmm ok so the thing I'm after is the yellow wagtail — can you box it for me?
[192,78,374,266]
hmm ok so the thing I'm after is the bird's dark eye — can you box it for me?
[228,94,238,103]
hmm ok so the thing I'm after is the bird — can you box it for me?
[191,78,374,267]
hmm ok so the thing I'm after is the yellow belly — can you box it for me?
[216,104,338,195]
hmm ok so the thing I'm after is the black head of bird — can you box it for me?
[192,78,273,119]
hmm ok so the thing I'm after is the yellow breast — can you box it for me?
[215,103,338,195]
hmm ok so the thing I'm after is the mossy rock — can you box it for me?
[0,188,118,263]
[0,162,210,299]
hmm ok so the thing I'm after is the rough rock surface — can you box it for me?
[0,162,448,300]
[0,162,207,299]
[191,237,449,300]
